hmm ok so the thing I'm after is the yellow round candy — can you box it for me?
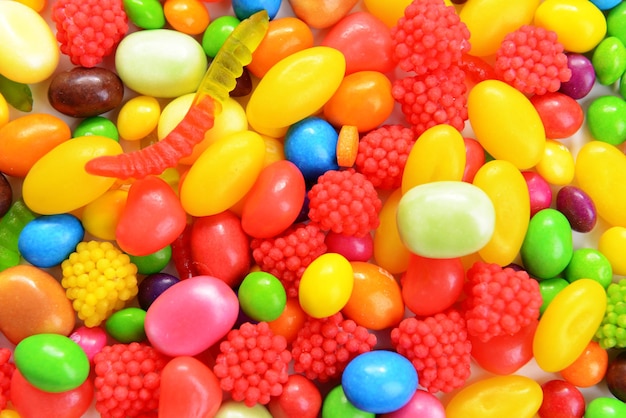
[117,96,161,141]
[0,93,8,129]
[373,188,410,275]
[299,253,354,318]
[535,139,575,186]
[81,189,128,241]
[599,227,626,276]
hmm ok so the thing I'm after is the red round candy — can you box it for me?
[462,137,485,183]
[268,374,322,418]
[530,92,584,139]
[538,379,585,418]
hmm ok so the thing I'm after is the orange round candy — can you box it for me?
[163,0,210,35]
[560,340,608,388]
[322,71,394,133]
[267,297,307,344]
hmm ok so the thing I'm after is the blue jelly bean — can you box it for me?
[231,0,282,20]
[18,214,84,268]
[137,272,180,310]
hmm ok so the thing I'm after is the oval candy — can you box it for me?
[299,253,354,318]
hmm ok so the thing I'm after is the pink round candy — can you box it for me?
[69,326,107,362]
[522,171,553,217]
[324,231,373,262]
[379,389,445,418]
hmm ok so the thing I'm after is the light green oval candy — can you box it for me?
[521,208,573,280]
[105,307,147,343]
[73,116,119,141]
[564,248,613,288]
[115,29,207,98]
[592,36,626,85]
[123,0,165,29]
[14,333,89,393]
[586,95,626,146]
[396,181,495,258]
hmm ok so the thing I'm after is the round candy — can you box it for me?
[560,340,608,388]
[268,374,322,418]
[592,36,626,85]
[117,95,161,141]
[585,397,626,418]
[138,272,180,310]
[322,385,375,418]
[105,307,147,343]
[69,326,108,362]
[556,185,597,233]
[202,15,241,58]
[128,245,172,275]
[538,379,585,418]
[267,297,307,345]
[73,116,119,141]
[564,248,612,288]
[232,0,281,20]
[587,95,626,146]
[81,189,128,241]
[238,271,287,322]
[18,214,84,268]
[379,389,445,418]
[299,253,354,318]
[599,226,626,276]
[559,53,596,99]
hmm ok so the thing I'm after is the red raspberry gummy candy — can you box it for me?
[0,348,14,410]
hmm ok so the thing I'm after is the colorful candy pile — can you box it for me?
[2,0,626,416]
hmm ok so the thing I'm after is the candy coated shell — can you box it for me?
[599,227,626,276]
[214,400,273,418]
[299,253,354,318]
[379,389,445,418]
[117,95,161,141]
[373,188,410,275]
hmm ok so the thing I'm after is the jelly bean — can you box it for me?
[522,171,552,217]
[123,0,166,29]
[233,0,281,20]
[592,37,626,86]
[73,116,119,141]
[462,137,485,183]
[159,356,222,418]
[535,139,575,186]
[11,369,94,418]
[299,252,354,318]
[564,248,612,288]
[321,12,395,75]
[117,95,161,141]
[533,279,606,372]
[259,134,286,166]
[0,201,36,271]
[116,176,186,256]
[599,227,626,276]
[163,0,210,35]
[539,277,569,315]
[322,385,375,418]
[15,333,89,392]
[104,307,147,343]
[69,326,108,363]
[402,124,466,193]
[0,1,59,84]
[459,0,539,57]
[238,271,286,321]
[129,245,172,275]
[559,53,596,100]
[180,130,266,216]
[556,185,597,233]
[48,67,124,118]
[202,15,241,58]
[0,173,9,217]
[401,254,464,317]
[80,189,128,241]
[608,1,626,46]
[241,160,306,238]
[362,0,411,28]
[473,160,529,266]
[468,80,545,170]
[268,374,322,418]
[115,29,208,98]
[397,181,496,258]
[373,188,410,274]
[575,141,626,227]
[18,214,84,268]
[13,0,46,12]
[283,116,339,183]
[145,275,239,357]
[530,92,584,139]
[587,96,626,146]
[342,261,404,330]
[0,93,7,129]
[215,400,273,418]
[538,379,586,418]
[560,340,608,388]
[590,0,621,9]
[379,389,445,418]
[534,0,607,53]
[324,231,373,262]
[267,297,307,344]
[585,397,626,418]
[290,0,358,29]
[0,265,75,344]
[138,272,180,310]
[246,46,345,132]
[190,212,251,287]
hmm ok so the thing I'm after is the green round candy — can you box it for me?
[564,248,613,288]
[128,245,172,275]
[14,333,90,392]
[322,385,375,418]
[585,397,626,418]
[202,15,241,58]
[73,116,119,141]
[105,307,147,343]
[538,277,568,315]
[123,0,165,29]
[586,95,626,146]
[238,271,286,322]
[608,1,626,47]
[592,36,626,85]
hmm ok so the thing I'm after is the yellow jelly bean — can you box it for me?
[534,0,606,53]
[117,96,161,141]
[260,135,285,166]
[373,188,410,275]
[363,0,412,28]
[445,375,543,418]
[575,141,626,227]
[299,253,354,318]
[0,93,8,129]
[599,227,626,276]
[535,139,575,186]
[473,160,529,266]
[468,80,546,170]
[401,124,466,194]
[22,136,122,215]
[533,279,607,372]
[460,0,540,57]
[0,1,59,84]
[180,130,266,216]
[15,0,46,11]
[246,46,345,133]
[81,189,128,241]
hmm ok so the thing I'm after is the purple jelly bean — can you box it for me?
[556,185,597,233]
[138,272,180,310]
[559,53,596,100]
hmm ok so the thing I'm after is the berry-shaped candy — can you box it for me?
[494,25,572,96]
[93,342,168,418]
[391,309,472,393]
[462,262,542,343]
[354,125,416,190]
[390,0,470,75]
[596,279,626,349]
[61,240,139,327]
[392,65,468,137]
[251,223,327,299]
[213,322,292,407]
[0,348,14,410]
[291,312,377,382]
[307,169,382,238]
[51,0,128,67]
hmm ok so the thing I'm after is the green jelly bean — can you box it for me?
[584,397,626,418]
[238,271,286,322]
[128,245,172,275]
[14,333,89,393]
[564,248,613,288]
[73,116,119,141]
[123,0,165,29]
[0,200,36,271]
[586,95,626,146]
[202,16,241,58]
[592,36,626,85]
[322,385,375,418]
[105,307,147,343]
[521,208,573,280]
[608,1,626,47]
[538,277,569,315]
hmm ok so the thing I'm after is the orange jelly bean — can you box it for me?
[373,188,410,275]
[163,0,210,35]
[267,297,307,345]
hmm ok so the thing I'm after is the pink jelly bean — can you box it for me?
[522,171,553,217]
[324,230,374,262]
[379,389,446,418]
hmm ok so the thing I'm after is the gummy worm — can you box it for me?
[85,10,270,180]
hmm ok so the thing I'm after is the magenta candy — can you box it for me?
[324,231,374,262]
[556,185,597,233]
[522,171,553,218]
[379,389,445,418]
[144,275,239,357]
[69,326,107,362]
[559,53,596,100]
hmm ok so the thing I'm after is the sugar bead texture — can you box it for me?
[596,279,626,349]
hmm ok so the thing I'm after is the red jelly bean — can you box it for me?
[530,91,584,139]
[462,137,485,183]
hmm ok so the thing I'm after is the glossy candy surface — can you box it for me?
[238,271,287,322]
[18,214,84,268]
[299,253,354,318]
[284,117,339,182]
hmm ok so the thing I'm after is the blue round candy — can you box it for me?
[284,116,339,183]
[138,273,180,310]
[342,350,418,414]
[18,214,84,268]
[590,0,621,10]
[231,0,282,20]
